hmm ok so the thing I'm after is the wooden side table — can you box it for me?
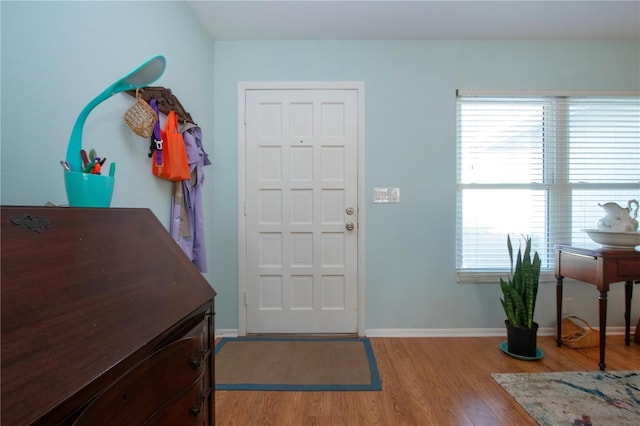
[555,245,640,371]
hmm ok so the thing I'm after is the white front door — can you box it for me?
[241,87,360,334]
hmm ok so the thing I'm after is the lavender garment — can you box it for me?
[170,123,211,272]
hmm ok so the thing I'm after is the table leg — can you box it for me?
[624,281,633,346]
[598,290,608,371]
[556,276,563,347]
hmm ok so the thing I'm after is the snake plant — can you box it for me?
[499,235,541,330]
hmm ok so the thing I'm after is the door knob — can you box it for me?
[346,222,355,231]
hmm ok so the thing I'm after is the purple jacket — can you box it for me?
[170,122,211,272]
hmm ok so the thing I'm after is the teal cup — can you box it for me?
[64,171,114,207]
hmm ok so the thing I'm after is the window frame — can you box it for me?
[455,90,640,284]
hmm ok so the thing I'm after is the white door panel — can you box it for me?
[244,89,358,333]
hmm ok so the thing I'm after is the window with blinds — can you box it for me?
[456,92,640,282]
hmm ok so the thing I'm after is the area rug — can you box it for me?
[214,336,382,391]
[492,370,640,425]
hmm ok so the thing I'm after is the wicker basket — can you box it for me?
[124,89,157,138]
[556,315,599,348]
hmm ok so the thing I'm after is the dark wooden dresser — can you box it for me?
[1,206,216,425]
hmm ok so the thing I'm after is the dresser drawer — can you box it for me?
[73,320,207,426]
[145,370,210,426]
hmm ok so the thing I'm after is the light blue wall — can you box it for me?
[2,1,639,334]
[212,40,640,331]
[1,1,214,229]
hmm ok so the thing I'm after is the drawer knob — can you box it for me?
[189,405,201,417]
[188,350,204,369]
[189,388,211,417]
[188,356,201,370]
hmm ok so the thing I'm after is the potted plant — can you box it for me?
[499,234,541,358]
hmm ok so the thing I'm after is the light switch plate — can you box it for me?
[373,187,400,203]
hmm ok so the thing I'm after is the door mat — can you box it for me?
[214,337,382,391]
[492,370,640,425]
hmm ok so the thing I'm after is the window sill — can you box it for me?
[456,270,557,284]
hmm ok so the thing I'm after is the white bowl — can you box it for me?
[583,229,640,249]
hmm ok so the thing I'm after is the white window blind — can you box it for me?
[456,92,640,282]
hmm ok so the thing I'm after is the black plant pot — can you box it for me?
[505,320,539,358]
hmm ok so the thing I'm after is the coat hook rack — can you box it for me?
[125,86,195,125]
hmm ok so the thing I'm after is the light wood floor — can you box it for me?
[214,334,640,425]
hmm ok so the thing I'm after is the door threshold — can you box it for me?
[246,333,359,339]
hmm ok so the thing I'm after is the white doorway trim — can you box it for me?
[237,81,366,336]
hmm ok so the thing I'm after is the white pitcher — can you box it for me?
[597,199,639,232]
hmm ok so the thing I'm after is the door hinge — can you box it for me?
[244,291,248,306]
[243,110,247,126]
[244,201,247,216]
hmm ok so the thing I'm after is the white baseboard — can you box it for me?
[216,327,635,339]
[215,329,239,338]
[364,326,635,338]
[364,328,521,337]
[365,328,509,337]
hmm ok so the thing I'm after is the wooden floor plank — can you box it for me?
[215,335,640,425]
